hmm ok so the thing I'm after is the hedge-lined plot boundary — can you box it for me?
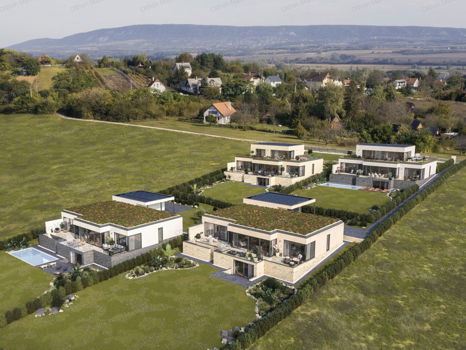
[221,160,465,350]
[1,237,183,328]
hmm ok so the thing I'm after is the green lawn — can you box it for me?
[0,114,247,239]
[0,252,52,316]
[0,264,256,350]
[312,152,341,163]
[203,181,266,204]
[179,203,213,231]
[251,168,466,350]
[292,186,389,214]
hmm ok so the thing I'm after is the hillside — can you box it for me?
[7,24,466,59]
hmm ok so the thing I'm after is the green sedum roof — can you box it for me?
[213,204,339,235]
[66,201,175,228]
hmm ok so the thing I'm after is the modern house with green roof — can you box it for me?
[39,197,182,268]
[183,204,344,284]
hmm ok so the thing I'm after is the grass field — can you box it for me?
[0,114,247,239]
[0,264,256,350]
[0,252,52,316]
[251,168,466,350]
[132,119,342,149]
[203,181,266,204]
[34,66,66,91]
[178,203,213,231]
[292,186,389,214]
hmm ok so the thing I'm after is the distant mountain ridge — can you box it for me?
[8,24,466,58]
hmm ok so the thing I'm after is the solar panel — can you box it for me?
[114,191,173,203]
[247,192,313,206]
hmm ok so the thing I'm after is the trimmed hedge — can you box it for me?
[0,227,43,251]
[436,158,454,173]
[221,160,465,350]
[1,237,183,328]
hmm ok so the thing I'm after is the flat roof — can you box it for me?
[254,142,300,147]
[212,204,339,235]
[246,192,313,206]
[65,201,176,228]
[114,191,173,203]
[357,143,413,148]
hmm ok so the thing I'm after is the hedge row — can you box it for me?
[276,165,331,194]
[169,191,232,209]
[160,168,226,195]
[1,237,183,328]
[436,158,454,173]
[221,160,464,350]
[301,205,373,226]
[0,227,43,251]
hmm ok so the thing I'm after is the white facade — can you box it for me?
[225,143,324,187]
[174,62,192,77]
[148,80,166,93]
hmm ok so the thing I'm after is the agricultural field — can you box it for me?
[292,186,389,214]
[95,68,133,91]
[0,114,247,239]
[0,252,52,317]
[0,264,255,350]
[252,168,466,350]
[34,66,66,91]
[203,181,266,204]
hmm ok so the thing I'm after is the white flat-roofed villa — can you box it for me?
[330,143,438,189]
[225,143,324,187]
[243,192,315,211]
[183,204,344,284]
[39,191,183,268]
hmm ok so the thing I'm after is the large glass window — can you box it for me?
[128,233,142,251]
[234,260,254,278]
[287,165,305,177]
[231,233,273,257]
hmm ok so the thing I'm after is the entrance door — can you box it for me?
[234,260,254,279]
[257,177,270,187]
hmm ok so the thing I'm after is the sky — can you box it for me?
[0,0,465,47]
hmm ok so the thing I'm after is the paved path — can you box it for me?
[55,113,347,154]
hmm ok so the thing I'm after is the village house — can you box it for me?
[406,77,420,90]
[265,75,282,88]
[202,77,223,93]
[180,78,202,94]
[244,73,263,87]
[203,101,236,125]
[393,79,407,90]
[173,62,193,77]
[304,72,343,89]
[147,78,166,93]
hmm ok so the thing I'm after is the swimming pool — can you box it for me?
[319,183,361,191]
[9,247,58,266]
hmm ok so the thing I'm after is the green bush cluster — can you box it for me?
[221,160,464,350]
[436,158,454,173]
[1,237,183,328]
[248,278,294,316]
[0,227,43,251]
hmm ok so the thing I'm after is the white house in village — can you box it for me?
[147,78,166,93]
[244,73,263,87]
[73,55,82,63]
[39,192,182,268]
[304,72,343,89]
[393,79,407,90]
[203,102,236,124]
[265,75,282,88]
[173,62,192,77]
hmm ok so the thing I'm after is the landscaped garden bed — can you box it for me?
[126,252,198,279]
[247,278,294,317]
